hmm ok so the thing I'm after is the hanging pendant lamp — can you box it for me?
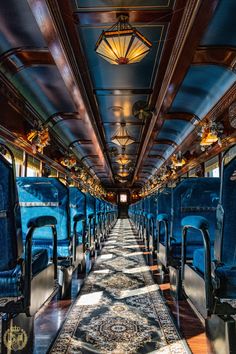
[118,170,129,177]
[95,15,152,65]
[111,123,135,147]
[116,154,131,165]
[116,147,131,165]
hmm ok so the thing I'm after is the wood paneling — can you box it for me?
[74,10,172,25]
[134,0,219,183]
[193,46,236,70]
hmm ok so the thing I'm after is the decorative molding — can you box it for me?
[134,0,219,183]
[151,84,236,182]
[206,83,236,120]
[74,10,172,25]
[45,112,81,127]
[0,48,54,75]
[161,112,200,124]
[154,139,178,147]
[28,0,112,183]
[193,46,236,71]
[147,154,166,160]
[0,72,42,124]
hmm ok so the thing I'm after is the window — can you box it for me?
[5,144,24,177]
[205,156,219,178]
[50,168,58,177]
[189,168,197,177]
[120,193,127,203]
[27,155,41,177]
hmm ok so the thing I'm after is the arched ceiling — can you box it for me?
[0,0,236,190]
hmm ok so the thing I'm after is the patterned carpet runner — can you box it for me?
[50,219,190,354]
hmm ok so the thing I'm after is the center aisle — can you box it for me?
[50,219,190,354]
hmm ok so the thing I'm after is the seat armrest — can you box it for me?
[73,213,85,223]
[181,215,213,313]
[147,213,154,220]
[27,215,57,228]
[157,213,169,222]
[24,215,58,313]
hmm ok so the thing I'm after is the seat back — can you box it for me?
[86,193,96,222]
[95,198,101,222]
[17,177,69,241]
[215,146,236,265]
[157,187,172,242]
[149,193,158,217]
[0,149,22,271]
[172,178,220,243]
[69,187,85,243]
[143,196,149,214]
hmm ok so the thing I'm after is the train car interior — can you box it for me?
[0,1,236,353]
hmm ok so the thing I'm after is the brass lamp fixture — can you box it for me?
[171,152,186,168]
[119,178,128,183]
[116,148,131,165]
[27,125,50,154]
[111,123,135,147]
[95,14,152,65]
[60,155,77,169]
[198,121,224,151]
[118,170,129,178]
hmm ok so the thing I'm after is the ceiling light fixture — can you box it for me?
[116,148,131,165]
[111,123,135,147]
[95,14,152,65]
[118,170,129,178]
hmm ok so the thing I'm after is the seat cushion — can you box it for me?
[32,239,71,258]
[170,241,205,259]
[215,266,236,298]
[0,249,49,297]
[31,249,49,275]
[193,249,236,298]
[193,247,214,274]
[0,264,22,297]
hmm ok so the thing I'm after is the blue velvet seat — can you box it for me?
[182,147,236,319]
[17,177,71,259]
[212,151,236,298]
[0,248,49,297]
[144,193,158,251]
[68,187,86,269]
[86,193,96,251]
[0,146,57,316]
[156,187,172,245]
[95,198,104,245]
[171,178,219,258]
[157,179,219,269]
[193,247,214,274]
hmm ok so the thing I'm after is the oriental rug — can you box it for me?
[49,219,190,354]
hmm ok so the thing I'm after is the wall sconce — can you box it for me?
[198,121,224,151]
[60,155,77,169]
[27,126,50,154]
[171,152,186,168]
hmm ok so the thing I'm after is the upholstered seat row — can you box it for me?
[0,145,117,320]
[129,146,236,326]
